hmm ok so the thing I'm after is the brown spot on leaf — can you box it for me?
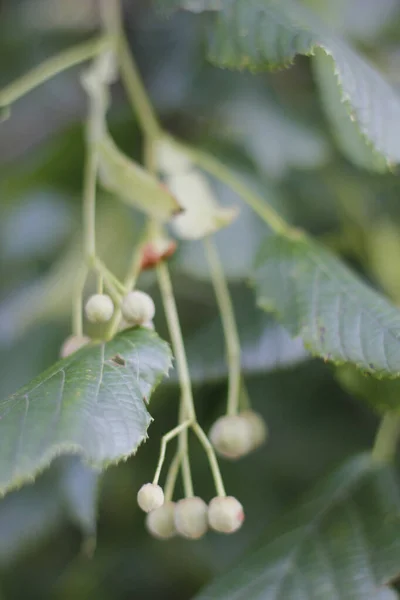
[110,354,126,367]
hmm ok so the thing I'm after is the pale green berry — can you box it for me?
[121,291,155,325]
[85,294,114,323]
[146,501,177,540]
[240,410,268,450]
[60,334,90,358]
[209,415,253,460]
[208,496,244,534]
[137,483,164,513]
[174,497,208,539]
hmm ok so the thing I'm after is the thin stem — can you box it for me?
[96,273,104,294]
[156,261,196,422]
[94,258,127,295]
[153,420,192,486]
[92,260,121,302]
[82,145,98,263]
[179,397,194,498]
[110,0,161,140]
[0,36,109,108]
[164,449,182,502]
[180,437,193,497]
[204,236,241,416]
[239,379,251,411]
[371,411,400,464]
[124,243,144,291]
[172,140,290,235]
[72,265,89,336]
[192,423,226,497]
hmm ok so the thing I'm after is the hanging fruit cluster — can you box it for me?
[56,43,269,541]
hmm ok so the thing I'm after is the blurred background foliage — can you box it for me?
[1,0,400,598]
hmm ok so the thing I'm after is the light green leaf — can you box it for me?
[97,134,181,221]
[155,136,238,239]
[195,454,400,600]
[174,0,400,171]
[0,328,172,495]
[252,233,400,377]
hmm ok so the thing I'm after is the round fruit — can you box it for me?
[208,496,244,534]
[209,415,253,460]
[146,501,177,539]
[137,483,164,513]
[85,294,114,323]
[240,410,268,450]
[60,334,90,358]
[121,291,155,325]
[174,497,208,539]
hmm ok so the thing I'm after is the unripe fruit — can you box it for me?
[209,415,253,460]
[174,497,208,539]
[208,496,244,534]
[85,294,114,323]
[240,410,268,450]
[137,483,164,513]
[146,501,177,540]
[121,291,155,325]
[60,334,90,358]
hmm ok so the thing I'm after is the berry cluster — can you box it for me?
[60,289,156,358]
[138,483,244,540]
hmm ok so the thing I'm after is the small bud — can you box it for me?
[140,239,177,270]
[60,334,90,358]
[208,496,244,534]
[146,501,177,539]
[240,410,268,450]
[174,497,208,539]
[85,294,114,323]
[209,415,252,460]
[137,483,164,513]
[121,291,155,325]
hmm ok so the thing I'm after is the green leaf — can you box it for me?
[195,454,400,599]
[0,456,98,564]
[312,50,386,171]
[97,134,181,221]
[0,328,172,495]
[175,0,400,171]
[252,233,400,377]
